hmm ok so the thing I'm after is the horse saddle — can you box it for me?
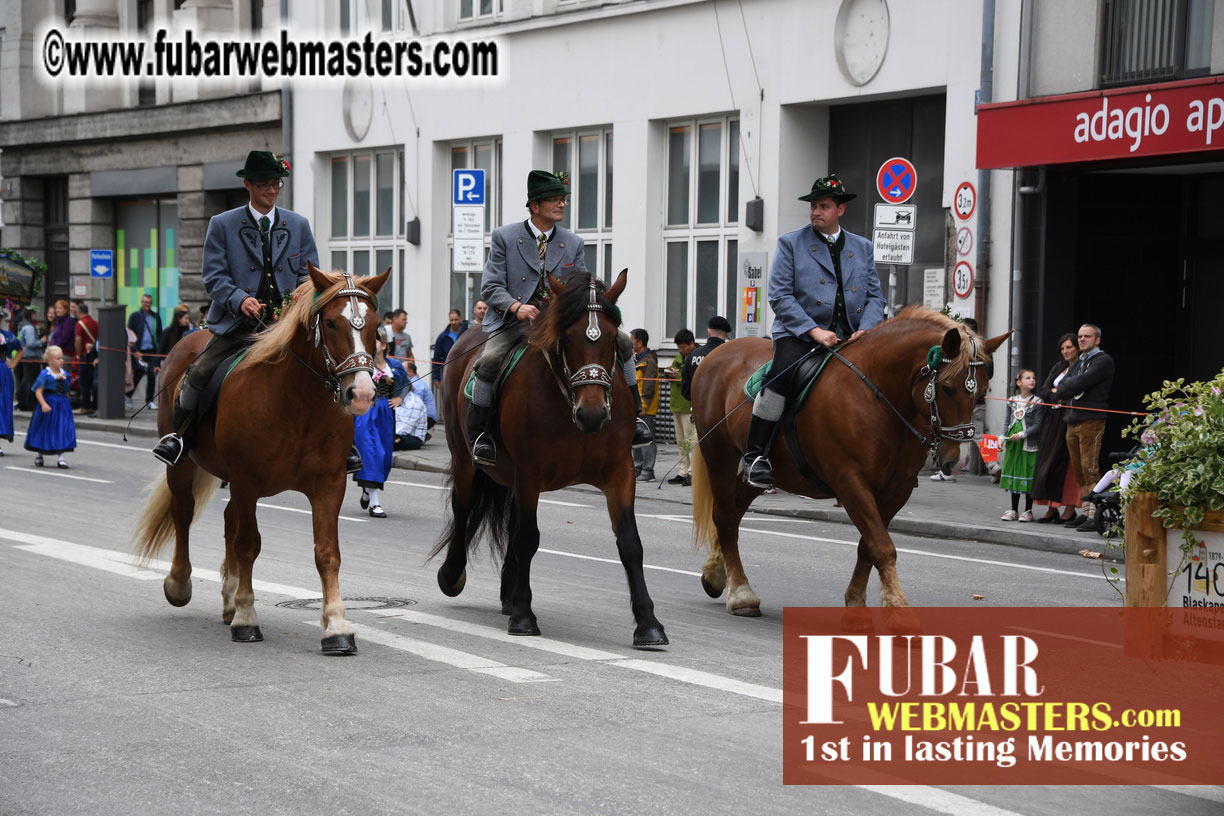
[463,342,530,403]
[183,346,251,425]
[743,347,834,409]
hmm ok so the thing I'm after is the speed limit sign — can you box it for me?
[954,181,976,220]
[953,261,974,298]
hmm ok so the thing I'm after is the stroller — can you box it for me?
[1082,445,1142,539]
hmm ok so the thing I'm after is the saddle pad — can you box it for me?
[196,348,250,420]
[464,344,529,401]
[743,350,833,409]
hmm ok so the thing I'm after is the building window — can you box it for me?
[551,127,614,284]
[329,148,406,302]
[460,0,502,20]
[1100,0,1214,86]
[663,115,740,340]
[448,137,503,315]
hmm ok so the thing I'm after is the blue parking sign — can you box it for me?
[90,249,113,279]
[453,169,486,206]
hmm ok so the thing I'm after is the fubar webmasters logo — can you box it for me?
[782,607,1224,785]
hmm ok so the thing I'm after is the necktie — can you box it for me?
[259,215,271,262]
[537,231,548,266]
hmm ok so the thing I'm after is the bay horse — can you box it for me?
[133,263,388,655]
[691,306,1007,617]
[433,270,668,648]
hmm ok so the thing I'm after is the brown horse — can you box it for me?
[691,306,1007,617]
[433,271,667,647]
[132,264,388,655]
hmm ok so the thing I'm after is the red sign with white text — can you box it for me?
[977,76,1224,169]
[783,607,1224,785]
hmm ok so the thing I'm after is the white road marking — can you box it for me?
[387,479,590,507]
[63,437,145,451]
[856,786,1025,815]
[7,536,163,581]
[0,699,20,707]
[305,621,556,683]
[219,497,369,524]
[369,608,624,661]
[652,515,1112,581]
[608,659,781,704]
[4,465,112,484]
[1009,626,1122,649]
[1150,786,1224,804]
[537,547,702,577]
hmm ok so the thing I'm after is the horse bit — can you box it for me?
[308,272,377,401]
[549,277,616,421]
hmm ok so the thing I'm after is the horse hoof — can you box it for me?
[163,580,191,608]
[730,604,762,617]
[507,615,540,636]
[437,567,466,598]
[500,600,512,616]
[633,624,669,649]
[321,633,358,656]
[231,625,263,642]
[701,574,725,599]
[221,613,234,625]
[840,608,874,633]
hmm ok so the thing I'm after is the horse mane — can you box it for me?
[873,305,988,383]
[235,270,372,371]
[527,273,622,351]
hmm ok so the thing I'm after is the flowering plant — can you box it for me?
[1122,370,1224,554]
[278,156,291,173]
[554,170,569,186]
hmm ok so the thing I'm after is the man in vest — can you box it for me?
[741,174,885,488]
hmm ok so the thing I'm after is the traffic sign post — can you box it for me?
[452,170,488,277]
[955,227,974,256]
[875,157,917,204]
[91,248,114,306]
[953,261,974,299]
[954,181,976,220]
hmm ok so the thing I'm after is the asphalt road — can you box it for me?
[1,430,1219,816]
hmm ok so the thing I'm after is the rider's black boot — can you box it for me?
[629,382,653,447]
[346,446,363,474]
[741,414,779,488]
[469,402,497,467]
[152,404,192,466]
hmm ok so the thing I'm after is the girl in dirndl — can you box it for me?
[25,345,76,468]
[999,369,1042,521]
[0,309,24,455]
[352,333,408,518]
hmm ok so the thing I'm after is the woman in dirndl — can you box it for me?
[0,308,24,456]
[25,345,77,468]
[999,369,1042,521]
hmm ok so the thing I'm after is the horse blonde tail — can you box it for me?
[690,446,718,555]
[132,468,220,565]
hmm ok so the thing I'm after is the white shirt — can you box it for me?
[248,204,278,226]
[526,220,554,243]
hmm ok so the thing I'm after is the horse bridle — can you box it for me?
[547,277,616,423]
[830,334,985,452]
[308,273,377,401]
[917,337,986,446]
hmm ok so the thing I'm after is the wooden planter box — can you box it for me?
[1125,491,1224,607]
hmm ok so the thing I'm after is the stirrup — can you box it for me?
[152,433,186,467]
[345,446,363,475]
[472,432,497,467]
[632,416,654,447]
[741,454,774,489]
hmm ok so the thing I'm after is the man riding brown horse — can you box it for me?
[742,174,885,488]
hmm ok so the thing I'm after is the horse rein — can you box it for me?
[829,337,984,452]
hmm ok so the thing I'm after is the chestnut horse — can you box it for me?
[133,264,388,655]
[691,306,1007,616]
[433,271,668,648]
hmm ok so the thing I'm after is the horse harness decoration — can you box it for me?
[303,273,378,401]
[546,277,617,424]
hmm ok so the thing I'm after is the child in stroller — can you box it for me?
[1082,445,1143,538]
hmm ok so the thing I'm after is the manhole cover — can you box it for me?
[275,596,417,611]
